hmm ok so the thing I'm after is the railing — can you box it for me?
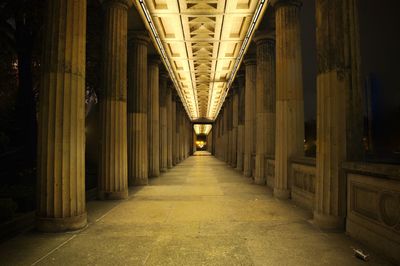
[343,162,400,263]
[290,157,316,211]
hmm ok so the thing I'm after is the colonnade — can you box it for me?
[36,0,192,232]
[214,0,363,230]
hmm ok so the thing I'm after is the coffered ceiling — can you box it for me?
[193,124,212,135]
[133,0,267,120]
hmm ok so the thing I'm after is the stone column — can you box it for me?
[127,32,150,186]
[179,108,185,161]
[236,71,245,171]
[175,101,181,164]
[254,33,276,185]
[273,0,304,199]
[148,57,160,177]
[159,71,168,172]
[98,0,131,200]
[231,84,239,168]
[227,96,233,165]
[207,129,213,153]
[37,0,87,232]
[314,0,363,230]
[243,56,257,177]
[171,95,177,165]
[166,82,173,169]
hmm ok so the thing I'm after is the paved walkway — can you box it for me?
[0,155,391,265]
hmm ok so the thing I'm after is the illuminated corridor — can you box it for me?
[0,155,389,265]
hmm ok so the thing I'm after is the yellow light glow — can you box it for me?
[134,0,267,120]
[193,124,212,135]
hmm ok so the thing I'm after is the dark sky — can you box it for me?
[299,0,400,121]
[300,0,317,121]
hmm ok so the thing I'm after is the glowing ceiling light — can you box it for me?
[193,124,212,136]
[136,0,194,120]
[214,0,268,119]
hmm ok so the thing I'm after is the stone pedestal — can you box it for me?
[159,71,168,172]
[254,33,276,185]
[37,0,87,232]
[166,83,173,169]
[273,0,304,199]
[148,57,160,177]
[236,71,245,171]
[98,0,131,200]
[314,0,363,230]
[243,57,256,177]
[127,32,150,186]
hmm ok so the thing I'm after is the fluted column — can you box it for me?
[166,82,173,169]
[273,0,304,199]
[231,84,239,168]
[179,107,185,161]
[172,96,177,165]
[127,32,150,186]
[227,96,233,165]
[175,100,181,163]
[207,129,213,153]
[148,57,160,177]
[159,71,168,172]
[254,33,276,185]
[98,0,131,200]
[243,57,257,177]
[314,0,363,230]
[236,71,245,171]
[37,0,87,232]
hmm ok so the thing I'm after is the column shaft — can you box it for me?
[231,86,239,168]
[243,58,257,177]
[314,0,363,229]
[159,73,168,172]
[254,35,276,185]
[148,58,160,177]
[127,33,149,186]
[37,0,87,232]
[236,72,245,171]
[99,0,130,199]
[274,0,304,198]
[166,84,173,169]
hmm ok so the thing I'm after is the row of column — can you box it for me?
[214,0,363,230]
[36,0,192,232]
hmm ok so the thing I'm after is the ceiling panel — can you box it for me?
[133,0,268,120]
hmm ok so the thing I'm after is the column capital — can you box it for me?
[271,0,302,8]
[103,0,133,9]
[149,55,162,65]
[243,55,257,66]
[128,31,150,46]
[160,68,170,79]
[253,31,275,45]
[235,68,245,79]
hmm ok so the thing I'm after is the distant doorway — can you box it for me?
[193,124,213,153]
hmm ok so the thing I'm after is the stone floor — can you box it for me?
[0,154,392,265]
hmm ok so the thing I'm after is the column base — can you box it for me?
[98,190,128,200]
[313,212,345,231]
[273,188,291,199]
[36,212,87,232]
[254,178,266,185]
[132,179,149,186]
[243,170,252,177]
[160,168,167,173]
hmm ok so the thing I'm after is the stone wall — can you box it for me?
[344,162,400,263]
